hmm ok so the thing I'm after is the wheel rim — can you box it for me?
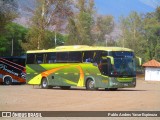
[42,79,47,88]
[88,80,94,89]
[4,77,12,85]
[6,80,10,85]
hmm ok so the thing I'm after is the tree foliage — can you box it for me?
[118,9,160,62]
[67,0,114,46]
[67,0,95,45]
[0,22,28,56]
[119,12,145,56]
[142,7,160,61]
[0,0,19,56]
[22,0,72,50]
[0,0,18,34]
[0,0,160,62]
[92,15,114,45]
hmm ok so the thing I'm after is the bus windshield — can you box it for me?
[110,58,136,77]
[109,51,136,77]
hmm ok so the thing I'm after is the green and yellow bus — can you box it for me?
[26,45,137,90]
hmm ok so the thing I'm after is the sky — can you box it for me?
[16,0,160,26]
[94,0,160,21]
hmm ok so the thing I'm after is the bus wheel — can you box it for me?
[86,79,95,90]
[60,86,71,90]
[41,78,50,89]
[109,88,118,91]
[105,88,118,91]
[4,77,12,85]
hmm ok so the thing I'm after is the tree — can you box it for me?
[0,36,7,53]
[143,8,160,61]
[118,9,160,62]
[67,17,80,44]
[67,0,95,45]
[0,0,18,55]
[155,7,160,61]
[0,0,18,34]
[0,23,28,56]
[92,15,114,45]
[22,0,72,50]
[118,12,145,57]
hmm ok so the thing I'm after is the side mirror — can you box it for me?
[136,57,142,66]
[107,56,114,65]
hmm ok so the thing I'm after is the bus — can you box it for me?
[26,45,137,90]
[0,56,26,85]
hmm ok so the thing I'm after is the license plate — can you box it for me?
[124,83,129,87]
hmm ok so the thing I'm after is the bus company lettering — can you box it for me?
[0,64,19,76]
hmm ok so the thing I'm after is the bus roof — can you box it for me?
[26,45,133,53]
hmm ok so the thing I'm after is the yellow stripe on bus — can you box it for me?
[28,74,42,84]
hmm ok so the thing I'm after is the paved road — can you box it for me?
[0,79,160,111]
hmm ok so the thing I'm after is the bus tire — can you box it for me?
[41,78,52,89]
[86,79,96,90]
[109,88,118,91]
[105,88,118,91]
[60,86,71,90]
[4,76,12,85]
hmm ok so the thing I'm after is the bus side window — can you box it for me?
[56,52,68,63]
[93,51,101,63]
[68,52,82,63]
[35,53,44,64]
[100,59,109,75]
[83,51,94,63]
[98,52,109,75]
[26,54,35,64]
[46,53,56,63]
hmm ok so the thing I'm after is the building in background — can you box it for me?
[142,59,160,81]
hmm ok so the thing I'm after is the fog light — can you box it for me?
[112,82,118,86]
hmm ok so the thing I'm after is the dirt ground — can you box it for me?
[0,76,160,112]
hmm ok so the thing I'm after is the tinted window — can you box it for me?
[68,52,82,63]
[93,51,109,75]
[5,58,25,66]
[46,53,56,63]
[36,54,44,64]
[56,52,68,63]
[111,51,134,58]
[93,51,108,64]
[83,51,95,63]
[26,54,35,64]
[12,58,25,66]
[101,51,108,56]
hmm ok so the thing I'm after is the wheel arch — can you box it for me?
[85,76,95,87]
[3,75,13,82]
[41,76,48,84]
[41,76,53,89]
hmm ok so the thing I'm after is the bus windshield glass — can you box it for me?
[110,51,136,77]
